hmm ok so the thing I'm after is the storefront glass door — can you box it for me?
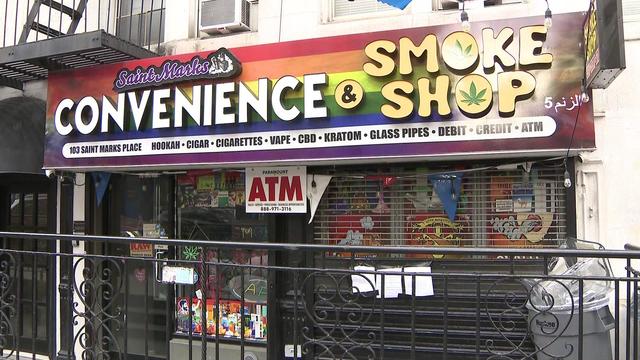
[105,174,173,360]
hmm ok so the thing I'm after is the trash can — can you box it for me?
[525,255,614,360]
[527,297,614,360]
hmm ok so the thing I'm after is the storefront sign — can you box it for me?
[246,166,306,213]
[584,0,626,89]
[44,13,595,170]
[130,242,153,257]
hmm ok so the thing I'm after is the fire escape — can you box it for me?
[0,0,158,90]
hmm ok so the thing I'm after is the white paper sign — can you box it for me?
[376,268,404,299]
[161,266,198,285]
[246,166,307,213]
[351,266,376,293]
[403,266,434,297]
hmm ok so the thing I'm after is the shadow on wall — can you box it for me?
[0,96,46,174]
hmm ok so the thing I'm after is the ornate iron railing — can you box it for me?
[0,231,638,360]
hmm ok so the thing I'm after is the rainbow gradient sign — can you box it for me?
[44,13,595,170]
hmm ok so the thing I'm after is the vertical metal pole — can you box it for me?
[36,0,40,40]
[188,285,193,360]
[410,274,416,360]
[240,260,246,360]
[144,262,149,360]
[616,280,620,360]
[293,271,299,360]
[628,259,632,360]
[215,252,220,360]
[634,276,639,360]
[25,0,30,41]
[16,253,22,360]
[13,0,19,44]
[71,0,75,33]
[98,0,101,30]
[443,273,449,360]
[46,0,51,37]
[138,0,144,46]
[578,279,584,360]
[475,275,480,359]
[380,271,385,360]
[106,0,111,33]
[157,0,163,47]
[124,260,129,360]
[3,0,8,46]
[127,0,132,41]
[58,0,62,36]
[32,252,37,360]
[196,0,200,38]
[147,0,153,50]
[200,249,207,360]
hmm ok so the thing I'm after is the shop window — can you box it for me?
[623,0,640,22]
[313,164,567,259]
[328,0,521,21]
[331,0,399,18]
[436,0,522,10]
[117,0,165,46]
[175,170,269,342]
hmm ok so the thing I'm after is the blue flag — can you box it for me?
[92,172,111,207]
[428,173,463,222]
[377,0,412,9]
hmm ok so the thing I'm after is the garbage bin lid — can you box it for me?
[527,295,609,313]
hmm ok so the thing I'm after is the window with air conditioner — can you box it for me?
[117,0,165,47]
[200,0,251,35]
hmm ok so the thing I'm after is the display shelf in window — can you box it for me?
[175,298,267,341]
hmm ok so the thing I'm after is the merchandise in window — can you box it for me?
[175,170,269,342]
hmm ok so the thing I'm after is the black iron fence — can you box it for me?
[0,231,639,360]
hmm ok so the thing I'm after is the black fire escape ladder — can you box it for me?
[18,0,89,43]
[0,0,155,90]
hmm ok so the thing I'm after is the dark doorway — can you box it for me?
[0,174,57,357]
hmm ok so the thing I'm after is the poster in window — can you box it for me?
[489,212,555,248]
[512,183,534,213]
[329,214,388,257]
[405,213,470,259]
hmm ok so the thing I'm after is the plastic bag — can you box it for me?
[526,258,612,313]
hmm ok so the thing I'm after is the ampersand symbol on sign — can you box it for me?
[341,85,357,103]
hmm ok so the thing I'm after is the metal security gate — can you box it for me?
[0,175,56,357]
[312,162,567,251]
[305,161,570,358]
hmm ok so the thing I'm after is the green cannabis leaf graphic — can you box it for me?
[459,82,487,106]
[183,246,200,260]
[455,40,473,57]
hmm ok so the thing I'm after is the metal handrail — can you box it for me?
[1,231,640,259]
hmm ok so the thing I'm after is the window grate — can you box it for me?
[312,163,567,257]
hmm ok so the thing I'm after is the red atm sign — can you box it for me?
[246,166,307,213]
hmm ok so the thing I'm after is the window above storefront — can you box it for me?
[327,0,524,22]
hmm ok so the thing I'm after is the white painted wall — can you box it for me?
[576,20,640,253]
[162,0,589,54]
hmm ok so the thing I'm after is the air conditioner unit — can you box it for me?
[200,0,251,34]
